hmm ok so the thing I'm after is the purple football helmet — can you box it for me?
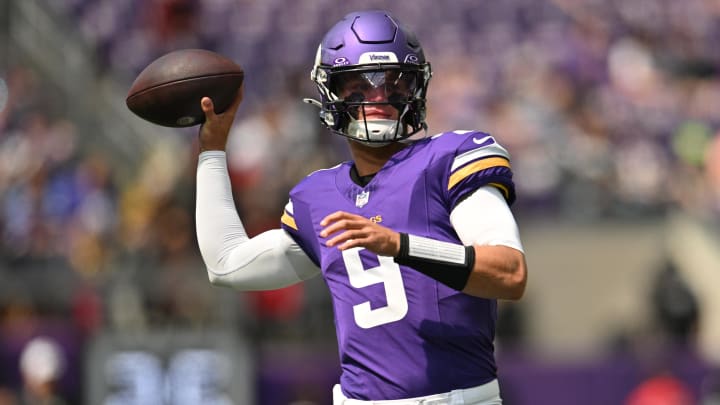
[305,10,432,145]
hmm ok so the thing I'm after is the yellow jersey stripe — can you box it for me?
[281,211,298,230]
[488,182,510,200]
[448,156,510,190]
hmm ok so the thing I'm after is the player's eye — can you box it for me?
[386,73,416,97]
[333,70,418,99]
[347,82,372,94]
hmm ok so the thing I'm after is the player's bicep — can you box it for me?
[210,229,320,290]
[449,186,524,252]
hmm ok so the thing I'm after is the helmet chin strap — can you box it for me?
[347,118,400,147]
[399,125,428,144]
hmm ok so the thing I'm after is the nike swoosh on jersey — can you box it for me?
[472,136,494,147]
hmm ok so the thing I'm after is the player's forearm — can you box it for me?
[392,233,526,299]
[463,245,527,300]
[208,228,319,290]
[196,151,248,270]
[447,186,527,299]
[196,151,320,290]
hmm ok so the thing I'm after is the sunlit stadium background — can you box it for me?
[1,0,720,404]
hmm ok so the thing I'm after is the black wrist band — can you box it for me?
[394,233,475,291]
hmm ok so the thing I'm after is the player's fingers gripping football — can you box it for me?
[198,86,244,152]
[320,211,400,256]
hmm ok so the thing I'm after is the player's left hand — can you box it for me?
[320,211,400,256]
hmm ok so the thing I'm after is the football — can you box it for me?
[126,48,244,127]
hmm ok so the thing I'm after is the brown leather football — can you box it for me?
[126,49,244,127]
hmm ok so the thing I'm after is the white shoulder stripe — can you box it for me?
[306,162,344,177]
[451,141,510,172]
[284,200,294,215]
[432,130,475,139]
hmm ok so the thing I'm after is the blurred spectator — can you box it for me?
[18,336,67,405]
[650,260,700,346]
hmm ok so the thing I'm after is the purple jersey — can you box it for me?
[280,130,515,400]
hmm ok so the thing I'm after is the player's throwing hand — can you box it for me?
[198,87,243,152]
[320,211,401,256]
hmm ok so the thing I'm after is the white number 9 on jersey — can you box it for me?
[342,247,409,328]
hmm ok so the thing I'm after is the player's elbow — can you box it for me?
[207,268,230,287]
[205,262,244,289]
[206,269,254,290]
[463,247,527,300]
[505,255,527,301]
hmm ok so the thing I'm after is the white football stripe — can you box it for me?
[451,140,510,172]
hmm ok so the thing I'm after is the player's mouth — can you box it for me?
[361,108,395,120]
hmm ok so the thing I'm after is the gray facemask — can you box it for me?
[346,118,399,147]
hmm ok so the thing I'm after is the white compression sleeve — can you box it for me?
[449,186,524,252]
[196,151,319,290]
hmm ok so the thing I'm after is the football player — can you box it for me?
[196,10,527,404]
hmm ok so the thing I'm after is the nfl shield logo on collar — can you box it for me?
[355,190,370,208]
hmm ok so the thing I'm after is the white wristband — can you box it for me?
[407,234,467,265]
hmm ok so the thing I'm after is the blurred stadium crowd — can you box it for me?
[1,0,720,404]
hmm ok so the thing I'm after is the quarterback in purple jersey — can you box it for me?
[195,10,527,405]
